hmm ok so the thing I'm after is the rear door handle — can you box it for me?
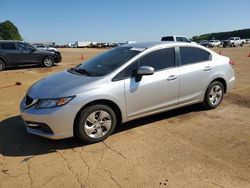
[167,75,178,81]
[204,66,212,71]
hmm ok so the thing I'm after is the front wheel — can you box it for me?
[0,60,6,71]
[75,105,117,143]
[202,81,224,109]
[43,56,54,67]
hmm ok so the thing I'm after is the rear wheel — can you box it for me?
[202,81,224,109]
[76,104,117,143]
[0,60,6,71]
[43,56,54,67]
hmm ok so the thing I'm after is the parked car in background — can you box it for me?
[223,37,244,47]
[20,42,235,143]
[209,40,221,47]
[0,40,62,71]
[244,39,250,44]
[33,43,58,52]
[161,35,191,42]
[199,40,210,47]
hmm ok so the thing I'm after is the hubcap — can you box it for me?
[44,57,53,66]
[0,63,3,70]
[209,85,223,106]
[84,110,112,138]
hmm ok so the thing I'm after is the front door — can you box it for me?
[124,47,179,119]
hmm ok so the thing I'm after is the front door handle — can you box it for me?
[167,75,178,81]
[204,66,212,71]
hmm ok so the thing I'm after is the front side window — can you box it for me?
[119,47,175,79]
[176,37,190,42]
[76,47,142,76]
[1,43,17,50]
[139,48,175,71]
[180,47,211,66]
[19,43,35,50]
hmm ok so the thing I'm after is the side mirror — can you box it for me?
[137,66,154,76]
[30,48,36,53]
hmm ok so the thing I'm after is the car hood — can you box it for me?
[28,70,103,99]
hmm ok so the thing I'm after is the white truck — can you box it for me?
[209,40,221,47]
[75,41,92,48]
[161,35,191,42]
[223,37,244,47]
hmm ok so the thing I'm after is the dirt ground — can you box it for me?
[0,46,250,188]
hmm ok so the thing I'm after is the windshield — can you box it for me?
[76,47,142,76]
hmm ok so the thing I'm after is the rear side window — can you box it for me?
[139,48,175,71]
[179,47,210,65]
[1,43,17,50]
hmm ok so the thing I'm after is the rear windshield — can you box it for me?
[161,36,174,41]
[76,47,143,76]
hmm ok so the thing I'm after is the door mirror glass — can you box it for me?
[30,48,36,52]
[137,66,154,76]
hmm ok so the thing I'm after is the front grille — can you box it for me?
[25,95,33,106]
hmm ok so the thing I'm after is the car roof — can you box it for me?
[0,40,22,43]
[122,41,196,49]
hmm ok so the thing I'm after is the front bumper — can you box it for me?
[20,98,78,139]
[55,53,62,63]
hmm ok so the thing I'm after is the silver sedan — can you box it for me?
[20,42,235,143]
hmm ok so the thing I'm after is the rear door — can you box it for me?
[178,46,213,104]
[124,47,179,119]
[0,42,20,65]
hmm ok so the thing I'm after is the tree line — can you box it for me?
[1,20,250,43]
[192,29,250,42]
[0,20,22,40]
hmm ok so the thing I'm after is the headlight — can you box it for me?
[36,96,75,109]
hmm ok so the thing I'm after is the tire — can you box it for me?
[202,81,224,109]
[76,104,117,143]
[42,56,54,67]
[0,59,6,71]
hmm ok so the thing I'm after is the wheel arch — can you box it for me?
[209,77,227,93]
[73,99,122,136]
[0,56,7,64]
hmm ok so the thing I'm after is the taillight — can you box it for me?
[229,60,235,67]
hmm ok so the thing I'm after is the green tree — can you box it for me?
[192,28,250,42]
[0,20,22,40]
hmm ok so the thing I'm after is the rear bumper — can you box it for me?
[227,76,235,92]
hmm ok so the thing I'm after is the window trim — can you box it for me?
[177,46,212,67]
[112,47,177,82]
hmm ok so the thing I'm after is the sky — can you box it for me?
[0,0,250,44]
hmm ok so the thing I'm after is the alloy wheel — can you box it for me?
[209,85,223,106]
[84,110,112,138]
[44,57,54,67]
